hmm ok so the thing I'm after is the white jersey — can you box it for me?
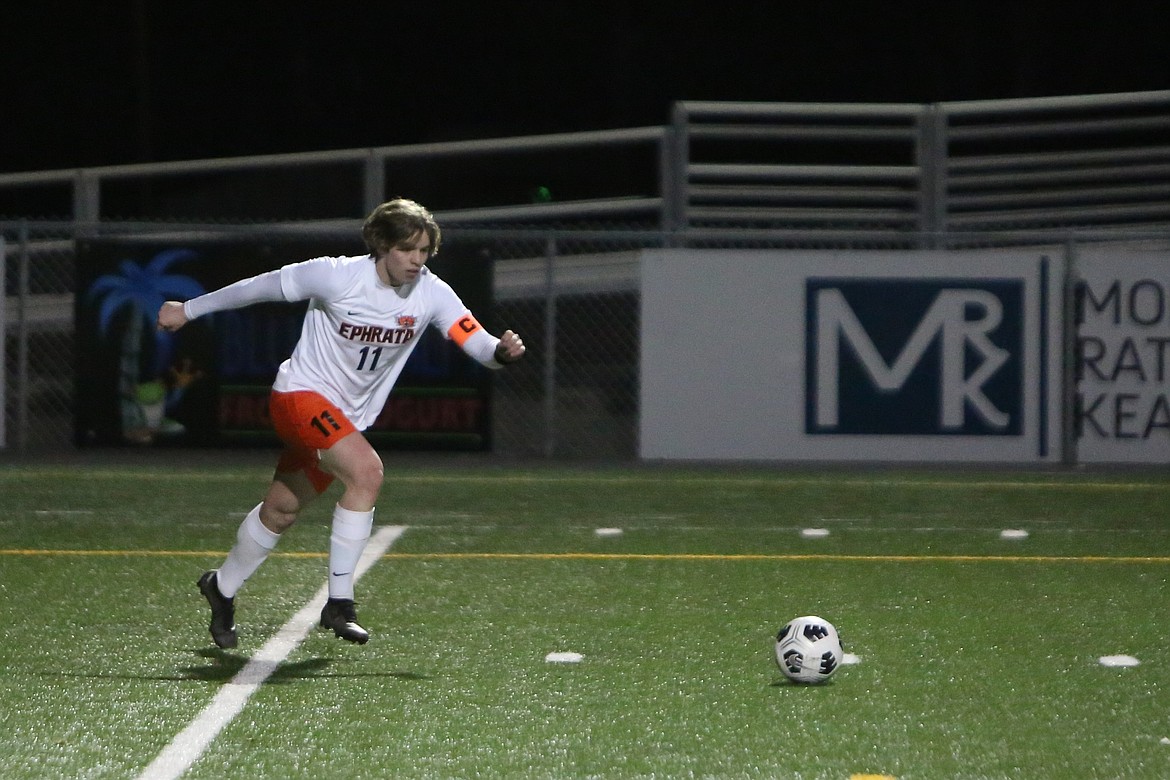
[184,255,501,430]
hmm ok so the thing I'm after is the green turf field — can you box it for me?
[1,458,1169,779]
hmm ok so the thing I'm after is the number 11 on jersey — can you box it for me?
[356,346,382,371]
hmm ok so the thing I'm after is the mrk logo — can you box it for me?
[805,279,1024,435]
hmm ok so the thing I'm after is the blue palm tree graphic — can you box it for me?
[87,248,206,437]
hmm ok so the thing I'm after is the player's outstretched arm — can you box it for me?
[157,301,189,332]
[157,268,289,334]
[494,330,526,364]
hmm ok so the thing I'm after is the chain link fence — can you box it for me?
[468,227,656,459]
[2,221,659,459]
[5,221,1170,460]
[2,223,77,455]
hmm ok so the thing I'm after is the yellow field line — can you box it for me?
[3,549,1170,564]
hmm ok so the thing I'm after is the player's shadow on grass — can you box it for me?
[179,648,432,683]
[177,648,330,683]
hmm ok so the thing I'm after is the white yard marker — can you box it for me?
[545,651,584,663]
[842,653,862,665]
[137,525,407,780]
[594,528,623,537]
[1000,529,1029,540]
[801,528,830,538]
[1098,654,1140,668]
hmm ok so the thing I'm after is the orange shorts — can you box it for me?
[268,390,358,493]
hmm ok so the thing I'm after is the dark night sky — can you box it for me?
[2,1,1168,174]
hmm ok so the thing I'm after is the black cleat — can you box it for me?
[197,571,237,649]
[320,598,369,644]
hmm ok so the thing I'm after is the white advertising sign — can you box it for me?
[1075,247,1170,463]
[640,249,1064,462]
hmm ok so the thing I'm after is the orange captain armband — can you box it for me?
[447,313,484,346]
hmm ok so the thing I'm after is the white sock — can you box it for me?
[216,503,280,598]
[329,504,374,600]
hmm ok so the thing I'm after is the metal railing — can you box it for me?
[939,91,1170,231]
[3,91,1168,233]
[667,91,1170,237]
[667,100,926,232]
[0,127,669,226]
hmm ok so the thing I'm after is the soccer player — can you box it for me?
[156,198,526,647]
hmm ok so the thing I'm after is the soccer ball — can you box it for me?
[774,615,843,684]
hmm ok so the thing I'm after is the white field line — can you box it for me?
[136,524,407,780]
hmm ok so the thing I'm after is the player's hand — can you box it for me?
[156,301,189,332]
[494,330,526,364]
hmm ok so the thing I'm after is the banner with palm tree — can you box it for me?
[75,237,494,450]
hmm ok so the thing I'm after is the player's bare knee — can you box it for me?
[338,457,383,508]
[355,460,385,499]
[260,502,298,533]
